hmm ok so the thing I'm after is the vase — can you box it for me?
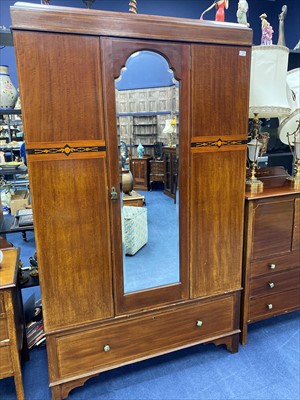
[137,143,144,158]
[122,170,133,194]
[0,65,18,109]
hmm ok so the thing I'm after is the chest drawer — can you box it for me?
[250,268,300,298]
[249,287,300,322]
[55,295,237,379]
[0,346,13,377]
[0,317,9,341]
[250,252,299,278]
[150,161,164,174]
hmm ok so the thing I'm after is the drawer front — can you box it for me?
[250,268,300,298]
[250,252,299,277]
[0,317,8,341]
[0,346,13,377]
[150,162,164,173]
[249,288,300,322]
[56,295,237,379]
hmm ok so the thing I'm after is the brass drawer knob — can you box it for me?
[268,282,275,289]
[269,263,276,270]
[103,344,110,352]
[196,320,203,327]
[267,304,273,310]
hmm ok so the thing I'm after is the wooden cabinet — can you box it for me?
[163,146,178,200]
[0,248,27,400]
[149,159,164,189]
[11,3,252,399]
[130,156,152,190]
[241,180,300,344]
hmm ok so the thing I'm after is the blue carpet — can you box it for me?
[1,310,299,400]
[1,198,299,400]
[123,189,179,293]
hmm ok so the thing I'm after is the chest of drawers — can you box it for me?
[0,248,27,400]
[241,180,300,344]
[149,159,164,190]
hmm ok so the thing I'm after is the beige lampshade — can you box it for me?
[249,45,291,118]
[286,68,300,112]
[278,108,300,145]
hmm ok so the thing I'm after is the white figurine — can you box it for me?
[236,0,249,27]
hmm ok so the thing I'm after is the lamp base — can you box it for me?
[246,178,264,193]
[286,176,300,190]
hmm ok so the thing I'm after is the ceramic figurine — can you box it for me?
[260,13,273,45]
[200,0,229,22]
[236,0,249,27]
[277,5,287,47]
[137,143,144,158]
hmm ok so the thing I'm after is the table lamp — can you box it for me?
[247,45,291,193]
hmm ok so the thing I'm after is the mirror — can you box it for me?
[115,51,180,294]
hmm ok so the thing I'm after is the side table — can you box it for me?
[0,248,27,400]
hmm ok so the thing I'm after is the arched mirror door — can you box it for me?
[101,38,190,314]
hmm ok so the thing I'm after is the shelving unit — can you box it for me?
[0,109,23,144]
[132,114,157,145]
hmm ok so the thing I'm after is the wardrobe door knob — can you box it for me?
[196,320,203,327]
[267,304,273,310]
[103,345,110,352]
[268,282,275,289]
[269,263,276,270]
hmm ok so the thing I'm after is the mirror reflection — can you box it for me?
[115,51,180,294]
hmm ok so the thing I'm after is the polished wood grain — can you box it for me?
[191,44,251,139]
[251,197,296,260]
[241,183,300,344]
[250,269,300,298]
[293,198,300,252]
[11,4,252,398]
[54,294,238,380]
[249,288,300,321]
[29,156,114,332]
[11,2,252,46]
[13,31,104,145]
[0,248,25,400]
[190,147,246,298]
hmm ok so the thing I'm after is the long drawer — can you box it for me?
[250,252,299,278]
[249,288,300,322]
[250,268,300,298]
[55,295,238,379]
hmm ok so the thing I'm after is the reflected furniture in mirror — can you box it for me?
[163,146,178,201]
[11,3,252,399]
[130,155,152,191]
[149,158,164,190]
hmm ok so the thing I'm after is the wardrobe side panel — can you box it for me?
[191,44,251,138]
[13,31,114,331]
[190,43,249,298]
[190,148,245,297]
[13,31,104,143]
